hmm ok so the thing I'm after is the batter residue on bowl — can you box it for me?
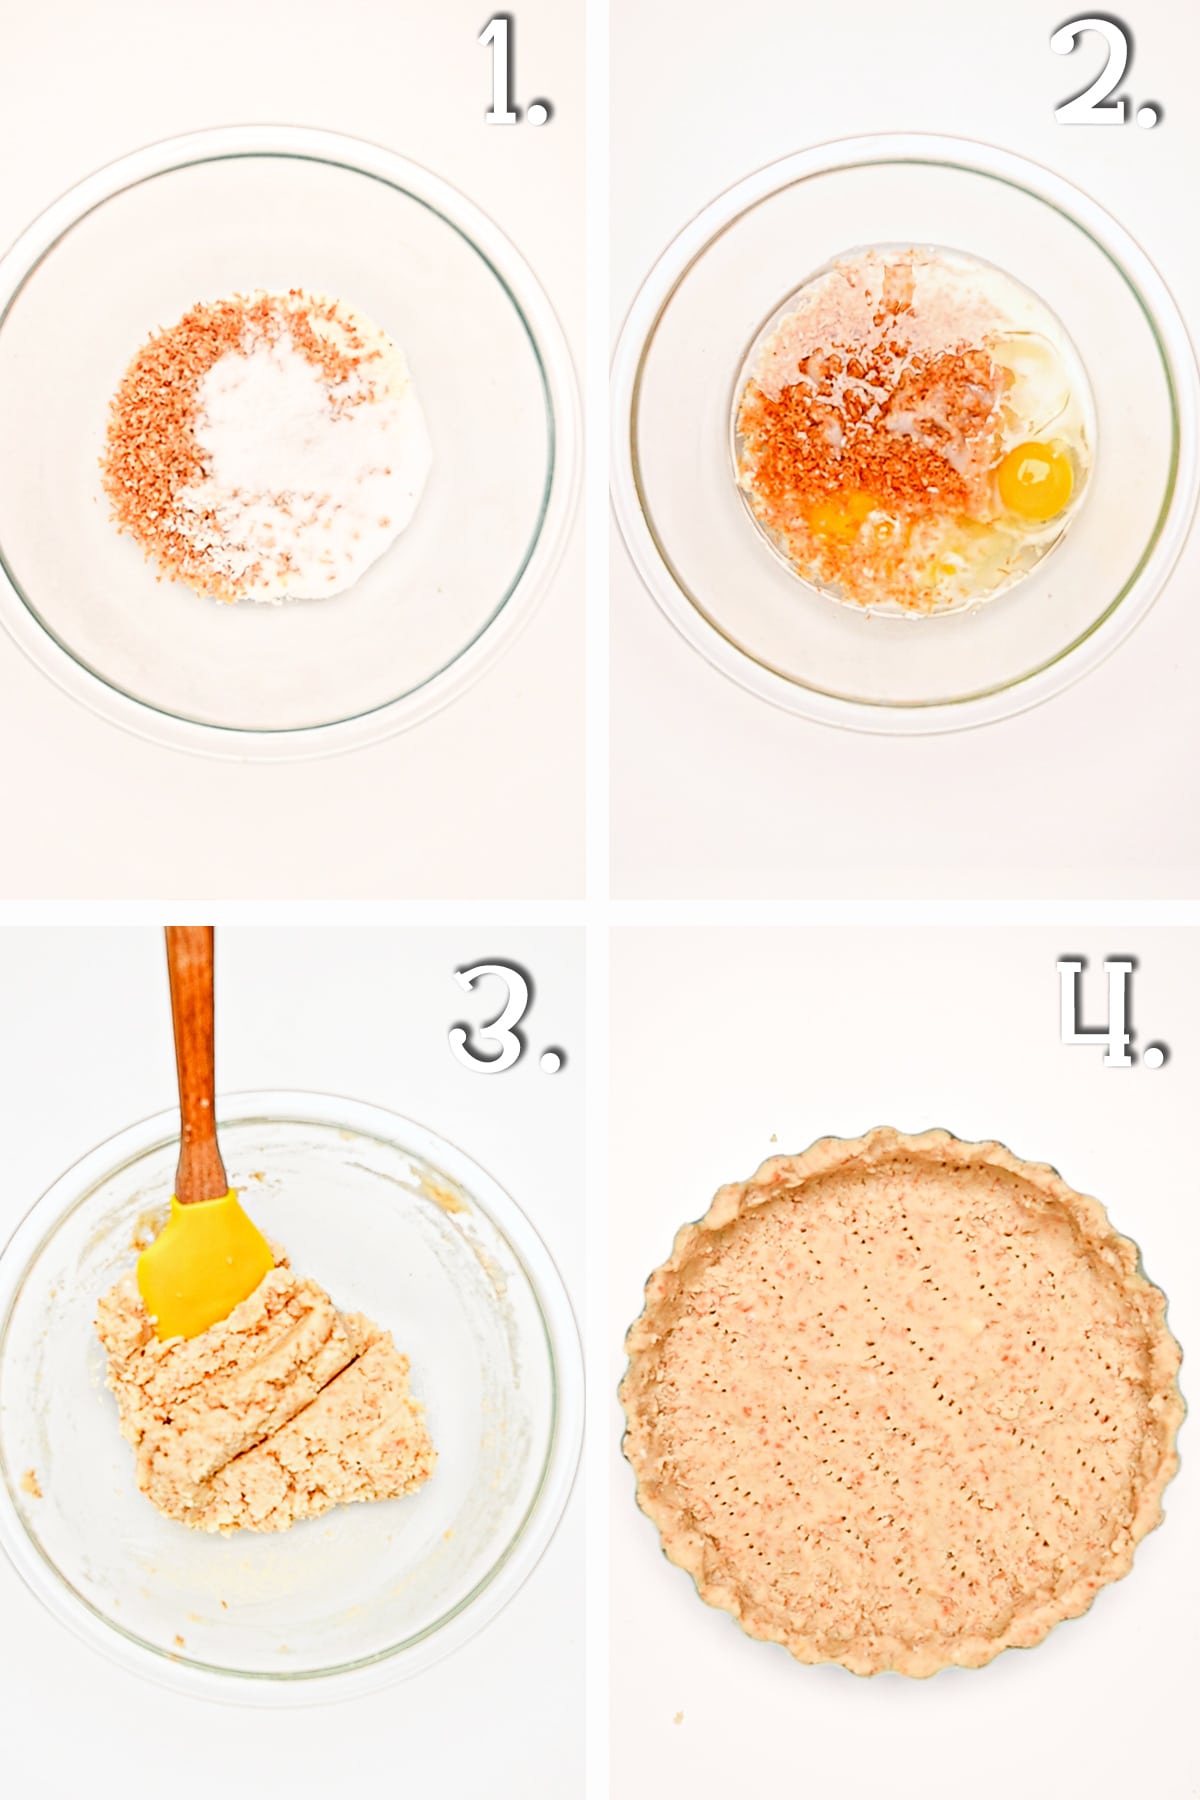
[734,249,1093,614]
[95,1252,435,1533]
[621,1127,1181,1676]
[100,288,432,604]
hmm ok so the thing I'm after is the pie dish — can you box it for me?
[620,1127,1183,1676]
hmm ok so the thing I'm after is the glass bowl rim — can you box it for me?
[0,124,581,762]
[0,1088,583,1705]
[610,131,1200,735]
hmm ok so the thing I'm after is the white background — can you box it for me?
[0,925,584,1799]
[0,0,583,898]
[610,924,1198,1799]
[611,0,1200,898]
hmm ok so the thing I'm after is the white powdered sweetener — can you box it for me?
[175,297,432,602]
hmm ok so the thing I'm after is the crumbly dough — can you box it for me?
[96,1259,434,1533]
[621,1128,1183,1677]
[187,1317,435,1533]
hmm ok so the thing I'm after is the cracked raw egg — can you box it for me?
[997,440,1074,522]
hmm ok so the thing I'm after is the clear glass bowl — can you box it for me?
[0,1093,582,1703]
[611,135,1200,733]
[0,127,580,759]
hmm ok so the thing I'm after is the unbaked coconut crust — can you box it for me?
[620,1127,1183,1677]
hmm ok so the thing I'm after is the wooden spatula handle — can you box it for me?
[165,926,228,1205]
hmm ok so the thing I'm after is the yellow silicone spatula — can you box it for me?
[137,926,273,1341]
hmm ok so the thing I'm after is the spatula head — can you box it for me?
[137,1190,275,1340]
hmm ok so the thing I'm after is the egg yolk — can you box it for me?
[997,441,1074,523]
[808,490,877,541]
